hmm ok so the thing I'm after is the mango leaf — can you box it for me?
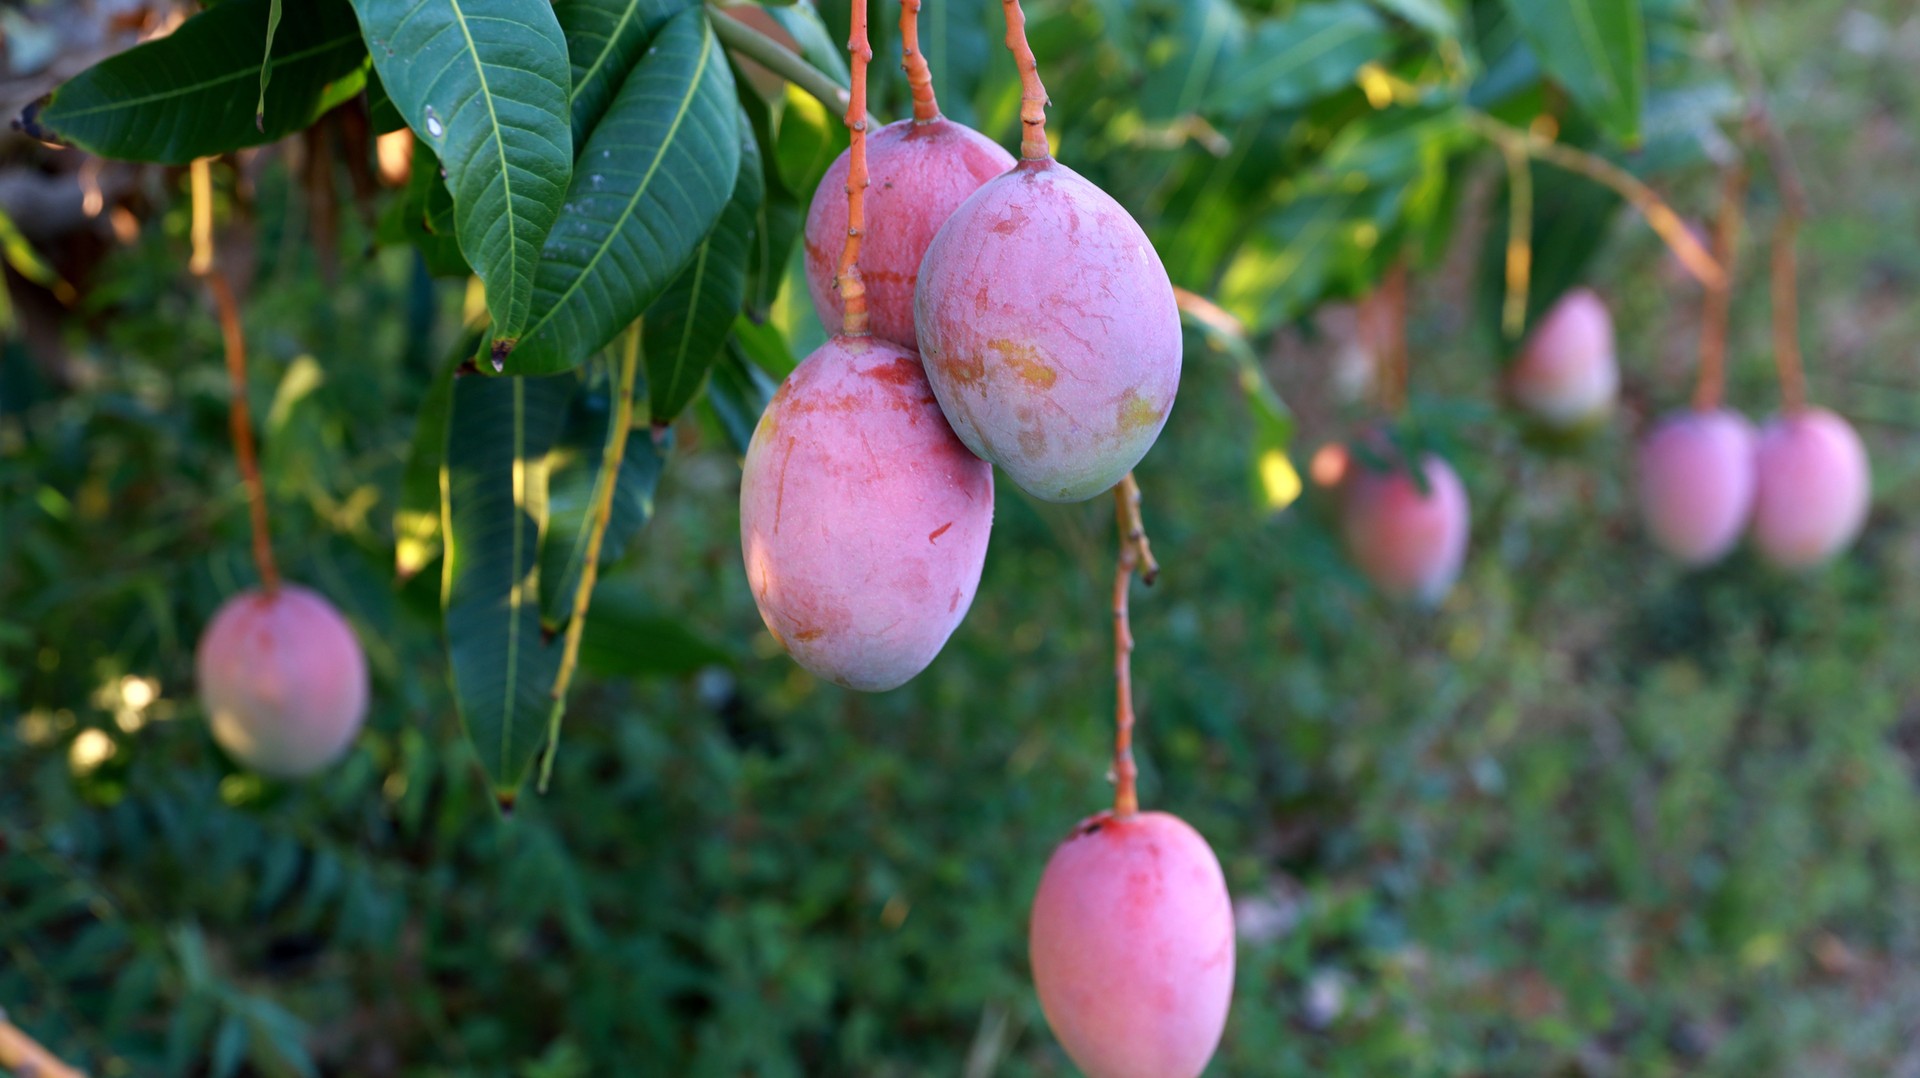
[577,580,735,677]
[505,9,742,375]
[365,69,407,133]
[917,0,993,126]
[256,0,287,129]
[539,354,672,627]
[1498,0,1646,143]
[375,137,471,276]
[1209,2,1393,117]
[395,331,477,583]
[1371,0,1459,39]
[21,0,366,163]
[1140,0,1246,122]
[762,3,852,89]
[736,78,804,318]
[704,338,778,456]
[441,371,574,797]
[1218,182,1409,332]
[644,120,763,422]
[351,0,575,352]
[556,0,690,147]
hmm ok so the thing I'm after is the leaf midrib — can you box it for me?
[45,32,361,119]
[1243,15,1375,88]
[448,0,525,328]
[519,18,714,344]
[572,0,645,110]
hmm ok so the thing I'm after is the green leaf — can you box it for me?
[539,356,672,627]
[375,137,471,277]
[919,0,993,125]
[505,8,742,375]
[762,3,852,88]
[1498,0,1646,143]
[1140,0,1246,121]
[441,371,573,796]
[704,338,778,456]
[1218,182,1408,332]
[556,0,691,147]
[351,0,575,350]
[256,0,286,130]
[395,330,475,583]
[645,120,763,422]
[735,82,802,319]
[1210,2,1393,116]
[22,0,366,164]
[1370,0,1459,39]
[365,68,407,133]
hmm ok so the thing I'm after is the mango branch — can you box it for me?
[706,7,876,128]
[1110,473,1157,819]
[0,1008,86,1078]
[191,157,279,597]
[1465,110,1724,291]
[899,0,939,122]
[1695,161,1748,412]
[834,0,874,336]
[538,323,643,795]
[1000,0,1051,160]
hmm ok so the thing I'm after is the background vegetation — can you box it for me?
[5,0,1920,1074]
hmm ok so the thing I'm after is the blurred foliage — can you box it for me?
[5,0,1920,1075]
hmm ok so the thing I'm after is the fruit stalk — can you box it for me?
[0,1007,84,1078]
[539,322,644,794]
[999,0,1051,160]
[1694,161,1747,412]
[1464,111,1723,291]
[191,158,279,597]
[836,0,873,336]
[899,0,939,123]
[1497,134,1533,340]
[1110,473,1157,819]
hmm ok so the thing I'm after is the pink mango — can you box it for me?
[739,335,994,691]
[1340,453,1470,604]
[195,584,368,778]
[1029,811,1235,1078]
[1752,407,1871,568]
[1509,287,1618,431]
[804,118,1015,348]
[1637,408,1757,566]
[915,159,1181,502]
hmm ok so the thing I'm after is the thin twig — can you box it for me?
[538,324,644,794]
[191,158,278,596]
[899,0,939,123]
[1770,208,1807,412]
[1000,0,1051,160]
[1110,473,1156,818]
[1465,110,1724,291]
[836,0,874,336]
[0,1008,87,1078]
[1694,161,1747,412]
[706,6,875,127]
[1497,136,1533,340]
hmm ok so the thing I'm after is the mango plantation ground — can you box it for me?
[6,0,1920,1074]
